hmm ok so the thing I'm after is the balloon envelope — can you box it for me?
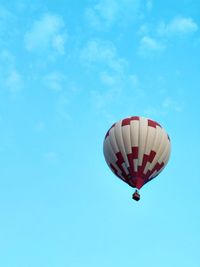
[103,116,171,190]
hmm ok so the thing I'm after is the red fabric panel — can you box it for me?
[127,146,138,177]
[138,151,156,177]
[110,163,121,179]
[115,152,130,184]
[145,162,164,179]
[122,116,139,126]
[148,119,161,128]
[134,177,145,189]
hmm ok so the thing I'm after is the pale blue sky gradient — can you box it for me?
[0,1,200,266]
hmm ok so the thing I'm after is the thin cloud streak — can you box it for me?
[157,16,198,36]
[0,50,24,94]
[138,36,165,56]
[24,13,66,55]
[85,0,141,30]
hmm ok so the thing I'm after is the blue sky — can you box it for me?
[0,0,200,266]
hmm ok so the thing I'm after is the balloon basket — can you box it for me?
[132,190,140,201]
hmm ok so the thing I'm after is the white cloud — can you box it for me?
[128,74,144,95]
[85,0,140,29]
[100,71,117,86]
[0,50,15,66]
[144,107,160,117]
[34,121,46,132]
[0,50,24,94]
[24,13,66,54]
[80,38,143,115]
[129,74,139,87]
[144,97,184,117]
[81,39,115,63]
[89,71,143,116]
[90,86,121,110]
[43,72,65,91]
[80,38,144,116]
[5,70,24,93]
[137,16,198,55]
[146,0,153,12]
[162,97,184,112]
[85,0,118,29]
[52,34,65,54]
[138,36,165,55]
[0,6,13,20]
[157,17,198,36]
[80,39,127,73]
[43,151,58,162]
[138,23,149,35]
[0,6,16,39]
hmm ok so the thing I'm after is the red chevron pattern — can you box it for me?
[103,116,170,190]
[108,148,164,189]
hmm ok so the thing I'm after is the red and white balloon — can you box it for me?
[103,116,171,200]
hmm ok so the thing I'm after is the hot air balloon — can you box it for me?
[103,116,171,201]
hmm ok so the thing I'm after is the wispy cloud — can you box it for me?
[100,71,118,86]
[162,97,184,112]
[5,70,24,93]
[138,36,165,56]
[157,16,198,36]
[80,39,127,73]
[24,13,66,55]
[85,0,141,30]
[0,6,13,20]
[144,96,184,117]
[138,16,198,56]
[146,0,153,12]
[0,6,16,40]
[43,72,65,91]
[80,38,143,114]
[55,93,72,121]
[34,121,46,132]
[43,151,58,162]
[0,50,24,94]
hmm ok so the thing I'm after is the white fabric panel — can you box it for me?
[163,141,171,165]
[143,127,157,175]
[130,120,139,147]
[157,138,170,164]
[130,120,139,172]
[122,125,132,154]
[122,163,129,175]
[103,138,114,165]
[151,126,163,152]
[157,141,170,178]
[149,137,171,180]
[155,129,169,163]
[109,127,119,154]
[103,138,124,179]
[114,121,129,170]
[138,117,148,166]
[144,126,156,155]
[148,127,165,171]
